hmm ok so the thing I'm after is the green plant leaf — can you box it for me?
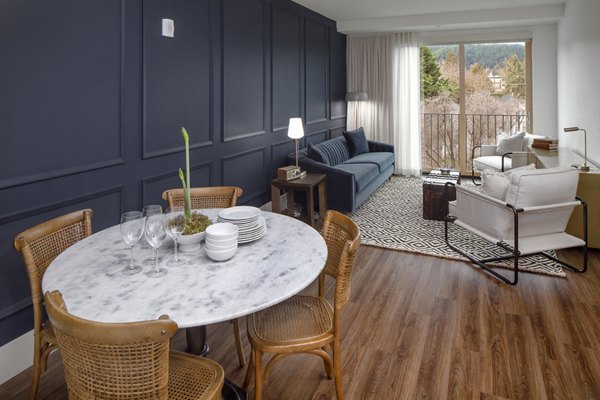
[181,127,189,144]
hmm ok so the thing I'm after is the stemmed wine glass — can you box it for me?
[120,211,145,275]
[164,207,187,267]
[142,205,163,265]
[145,214,167,278]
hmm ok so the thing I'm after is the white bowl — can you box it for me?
[206,246,237,262]
[206,223,238,240]
[205,241,237,252]
[205,236,238,248]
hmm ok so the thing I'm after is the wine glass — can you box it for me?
[142,205,163,265]
[120,211,144,275]
[164,207,187,267]
[144,214,167,278]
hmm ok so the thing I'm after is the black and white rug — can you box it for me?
[350,176,566,277]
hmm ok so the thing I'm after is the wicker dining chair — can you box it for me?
[44,290,224,400]
[243,210,361,400]
[162,186,246,367]
[13,209,93,400]
[162,186,243,209]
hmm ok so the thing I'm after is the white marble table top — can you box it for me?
[42,209,328,328]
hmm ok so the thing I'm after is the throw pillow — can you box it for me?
[314,138,350,166]
[481,163,536,200]
[496,131,525,156]
[343,127,370,157]
[307,142,329,165]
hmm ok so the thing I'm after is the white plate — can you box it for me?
[238,229,267,244]
[218,206,261,221]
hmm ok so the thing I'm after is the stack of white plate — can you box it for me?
[204,223,238,261]
[218,206,267,244]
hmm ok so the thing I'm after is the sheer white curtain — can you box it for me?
[347,32,421,176]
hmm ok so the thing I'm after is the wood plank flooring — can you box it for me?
[2,246,599,399]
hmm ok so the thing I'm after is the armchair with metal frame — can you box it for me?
[444,167,588,285]
[470,144,529,185]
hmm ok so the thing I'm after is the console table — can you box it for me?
[529,147,599,248]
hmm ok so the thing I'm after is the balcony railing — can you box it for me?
[421,112,527,171]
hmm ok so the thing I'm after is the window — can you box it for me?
[420,41,532,173]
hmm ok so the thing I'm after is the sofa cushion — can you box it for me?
[343,127,369,157]
[311,137,350,166]
[334,163,379,192]
[342,152,394,172]
[307,142,328,164]
[505,166,579,208]
[473,155,512,172]
[496,131,525,156]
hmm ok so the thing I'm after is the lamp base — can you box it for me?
[299,170,307,179]
[570,163,591,172]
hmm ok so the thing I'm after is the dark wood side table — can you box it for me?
[423,170,461,221]
[271,173,327,228]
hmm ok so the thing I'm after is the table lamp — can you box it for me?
[563,127,590,171]
[288,117,304,169]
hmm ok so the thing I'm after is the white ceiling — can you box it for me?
[292,0,566,33]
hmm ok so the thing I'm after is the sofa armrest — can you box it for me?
[368,140,394,153]
[298,158,356,212]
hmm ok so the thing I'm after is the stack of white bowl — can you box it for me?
[205,223,238,262]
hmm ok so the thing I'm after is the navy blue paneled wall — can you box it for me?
[0,0,346,346]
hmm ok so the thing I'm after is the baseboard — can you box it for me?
[0,329,33,384]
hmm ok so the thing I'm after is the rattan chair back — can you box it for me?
[320,210,361,309]
[13,209,93,400]
[44,290,178,400]
[162,186,243,209]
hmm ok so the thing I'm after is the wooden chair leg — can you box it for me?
[322,346,333,379]
[333,338,344,400]
[254,350,264,400]
[29,343,42,400]
[232,318,246,367]
[243,350,254,388]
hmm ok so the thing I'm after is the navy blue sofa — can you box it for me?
[288,136,394,212]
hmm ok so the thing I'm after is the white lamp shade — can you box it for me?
[287,118,304,139]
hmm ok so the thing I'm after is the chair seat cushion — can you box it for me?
[334,163,380,192]
[342,152,394,172]
[473,156,512,172]
[249,295,333,344]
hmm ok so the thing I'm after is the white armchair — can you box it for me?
[445,166,588,285]
[471,132,544,184]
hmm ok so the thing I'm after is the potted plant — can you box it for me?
[176,127,212,252]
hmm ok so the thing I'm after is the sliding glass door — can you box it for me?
[420,41,532,173]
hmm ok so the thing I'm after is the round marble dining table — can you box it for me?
[42,209,328,328]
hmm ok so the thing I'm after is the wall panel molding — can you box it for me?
[0,0,126,190]
[142,0,213,159]
[222,0,267,142]
[221,147,266,202]
[0,186,125,226]
[141,161,214,205]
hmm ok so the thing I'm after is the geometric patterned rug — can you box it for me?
[350,176,566,277]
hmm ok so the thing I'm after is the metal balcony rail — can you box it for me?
[421,112,526,171]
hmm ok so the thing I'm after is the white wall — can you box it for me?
[557,0,600,165]
[531,24,558,137]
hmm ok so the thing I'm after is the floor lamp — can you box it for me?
[345,91,368,130]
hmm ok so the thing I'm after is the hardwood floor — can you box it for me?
[2,246,599,399]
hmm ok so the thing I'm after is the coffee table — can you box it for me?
[423,170,461,221]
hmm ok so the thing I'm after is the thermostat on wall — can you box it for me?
[162,19,175,38]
